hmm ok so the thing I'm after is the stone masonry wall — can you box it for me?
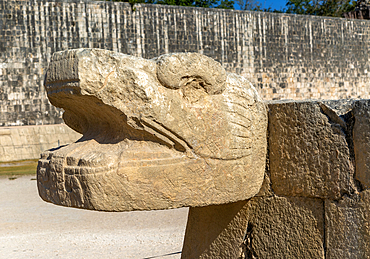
[2,0,370,126]
[241,99,370,258]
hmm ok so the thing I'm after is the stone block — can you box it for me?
[25,134,39,145]
[0,129,11,136]
[3,146,15,157]
[0,135,13,146]
[0,147,5,158]
[56,125,67,134]
[31,126,41,135]
[182,201,249,259]
[244,196,325,258]
[268,101,355,199]
[1,146,13,161]
[10,134,23,146]
[27,145,41,159]
[325,190,370,258]
[17,128,28,136]
[44,126,56,135]
[39,134,52,144]
[353,100,370,188]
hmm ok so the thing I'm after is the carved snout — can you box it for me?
[155,53,227,95]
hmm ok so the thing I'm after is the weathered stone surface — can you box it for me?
[181,201,249,259]
[37,49,267,211]
[268,100,356,199]
[353,100,370,188]
[5,1,370,128]
[325,190,370,258]
[244,196,325,258]
[0,124,81,162]
[254,172,273,197]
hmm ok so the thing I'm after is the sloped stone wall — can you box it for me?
[2,0,370,126]
[0,124,81,162]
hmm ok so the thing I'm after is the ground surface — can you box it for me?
[0,175,188,259]
[0,160,38,176]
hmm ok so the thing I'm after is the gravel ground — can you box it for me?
[0,175,188,259]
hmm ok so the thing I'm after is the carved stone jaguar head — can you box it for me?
[37,49,267,211]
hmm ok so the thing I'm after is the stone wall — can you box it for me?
[0,124,81,162]
[1,0,370,126]
[242,99,370,258]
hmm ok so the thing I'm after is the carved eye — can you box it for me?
[155,53,227,95]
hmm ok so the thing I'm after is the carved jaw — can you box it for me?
[37,49,267,211]
[37,137,191,211]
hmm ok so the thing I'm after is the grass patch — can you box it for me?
[0,159,38,176]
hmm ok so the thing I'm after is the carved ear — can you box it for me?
[155,53,227,95]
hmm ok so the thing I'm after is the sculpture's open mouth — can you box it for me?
[38,137,187,177]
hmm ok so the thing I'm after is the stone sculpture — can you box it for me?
[37,48,267,212]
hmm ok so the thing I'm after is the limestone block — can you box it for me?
[0,147,4,158]
[27,146,39,160]
[0,129,11,136]
[244,196,325,258]
[39,134,53,144]
[3,146,15,157]
[44,126,56,135]
[40,143,53,154]
[181,201,249,259]
[25,134,39,145]
[268,101,355,199]
[353,100,370,188]
[17,128,28,136]
[13,146,26,159]
[37,49,267,211]
[10,134,23,146]
[31,126,41,135]
[64,134,79,144]
[0,135,13,146]
[56,125,67,134]
[14,145,34,161]
[325,190,370,258]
